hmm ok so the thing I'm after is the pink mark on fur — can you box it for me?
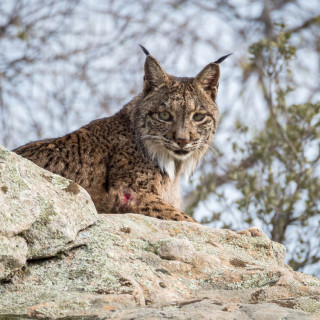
[123,192,133,205]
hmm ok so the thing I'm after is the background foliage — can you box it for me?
[1,0,319,275]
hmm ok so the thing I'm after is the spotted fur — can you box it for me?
[14,51,225,222]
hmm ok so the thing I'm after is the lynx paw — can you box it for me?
[141,209,196,223]
[170,212,196,223]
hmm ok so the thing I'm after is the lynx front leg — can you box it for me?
[105,187,195,222]
[135,193,196,222]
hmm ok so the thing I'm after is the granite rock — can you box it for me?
[0,214,319,319]
[0,145,98,280]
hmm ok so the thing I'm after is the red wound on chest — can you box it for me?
[123,192,133,204]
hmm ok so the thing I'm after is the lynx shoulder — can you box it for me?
[14,48,230,222]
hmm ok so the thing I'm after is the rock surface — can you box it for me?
[0,145,320,319]
[0,145,97,280]
[1,213,320,319]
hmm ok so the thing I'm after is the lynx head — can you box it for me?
[133,47,230,180]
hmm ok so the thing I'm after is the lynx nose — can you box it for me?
[176,138,189,148]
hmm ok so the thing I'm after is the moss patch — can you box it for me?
[6,162,29,194]
[37,196,58,225]
[51,175,80,195]
[51,174,70,190]
[298,296,320,315]
[1,186,8,194]
[40,174,51,183]
[0,148,10,160]
[229,258,247,268]
[64,181,80,195]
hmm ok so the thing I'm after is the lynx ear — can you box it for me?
[194,63,220,101]
[144,56,168,92]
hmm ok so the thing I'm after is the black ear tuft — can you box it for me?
[139,44,151,56]
[214,53,232,64]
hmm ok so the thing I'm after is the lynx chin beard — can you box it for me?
[143,139,203,181]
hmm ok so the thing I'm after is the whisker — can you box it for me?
[140,135,170,143]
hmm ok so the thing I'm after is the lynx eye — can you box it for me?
[193,113,205,122]
[158,112,172,121]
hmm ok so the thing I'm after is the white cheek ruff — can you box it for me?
[144,140,205,181]
[182,154,199,181]
[167,150,197,181]
[144,140,176,180]
[157,154,176,180]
